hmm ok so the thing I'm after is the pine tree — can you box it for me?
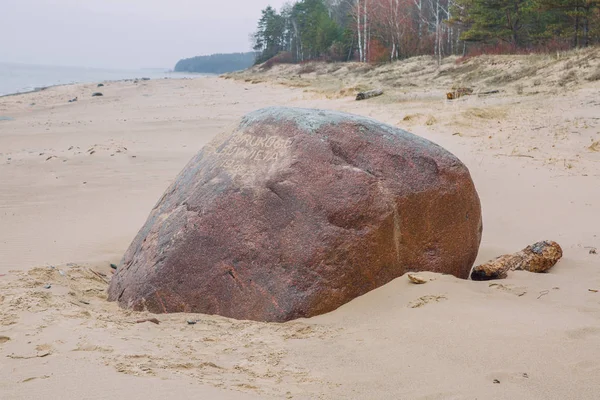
[535,0,600,46]
[454,0,537,47]
[252,6,287,63]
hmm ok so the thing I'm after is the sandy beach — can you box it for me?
[1,56,599,399]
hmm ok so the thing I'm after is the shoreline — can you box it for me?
[0,70,214,99]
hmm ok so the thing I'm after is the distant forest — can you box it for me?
[174,52,257,74]
[251,0,600,65]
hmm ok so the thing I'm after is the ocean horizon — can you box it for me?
[0,62,209,96]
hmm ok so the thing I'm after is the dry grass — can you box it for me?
[298,63,317,75]
[338,85,371,97]
[228,47,600,102]
[425,116,437,126]
[586,66,600,81]
[463,107,507,120]
[515,84,524,95]
[559,70,577,87]
[280,80,312,88]
[402,113,423,122]
[348,63,377,74]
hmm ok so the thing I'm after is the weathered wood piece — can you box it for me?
[446,87,474,100]
[356,89,383,101]
[407,274,427,284]
[471,240,563,281]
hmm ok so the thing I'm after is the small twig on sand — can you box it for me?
[478,90,500,96]
[7,352,51,359]
[88,268,108,283]
[537,290,550,299]
[135,318,160,325]
[496,154,535,159]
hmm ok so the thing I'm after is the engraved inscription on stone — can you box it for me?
[212,134,293,177]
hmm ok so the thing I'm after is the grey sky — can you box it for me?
[1,0,290,70]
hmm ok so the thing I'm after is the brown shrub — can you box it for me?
[586,66,600,81]
[298,63,317,74]
[260,52,294,71]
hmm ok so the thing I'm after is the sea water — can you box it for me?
[0,62,206,96]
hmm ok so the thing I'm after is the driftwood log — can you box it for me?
[356,89,383,101]
[471,240,563,281]
[446,87,473,100]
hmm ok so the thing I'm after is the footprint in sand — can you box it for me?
[485,371,531,385]
[409,295,447,308]
[565,326,600,340]
[488,283,527,297]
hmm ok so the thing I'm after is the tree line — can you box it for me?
[252,0,600,64]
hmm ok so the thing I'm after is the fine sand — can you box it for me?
[1,60,599,399]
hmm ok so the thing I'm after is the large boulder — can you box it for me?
[108,107,482,322]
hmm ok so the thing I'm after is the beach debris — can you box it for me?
[97,83,104,87]
[523,373,529,378]
[0,336,10,344]
[471,241,563,281]
[136,318,160,325]
[493,379,500,384]
[8,352,51,359]
[588,247,597,255]
[45,156,56,161]
[356,89,383,100]
[446,87,473,100]
[21,375,51,383]
[68,97,78,103]
[186,320,198,325]
[88,268,108,283]
[43,284,52,289]
[537,290,550,299]
[110,263,118,270]
[589,289,598,293]
[479,90,500,96]
[142,77,151,81]
[588,141,600,152]
[92,92,103,97]
[407,274,427,284]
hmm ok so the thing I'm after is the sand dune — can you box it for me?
[1,61,599,399]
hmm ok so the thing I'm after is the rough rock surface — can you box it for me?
[471,240,563,281]
[108,107,482,322]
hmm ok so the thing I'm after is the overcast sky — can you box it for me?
[1,0,290,70]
